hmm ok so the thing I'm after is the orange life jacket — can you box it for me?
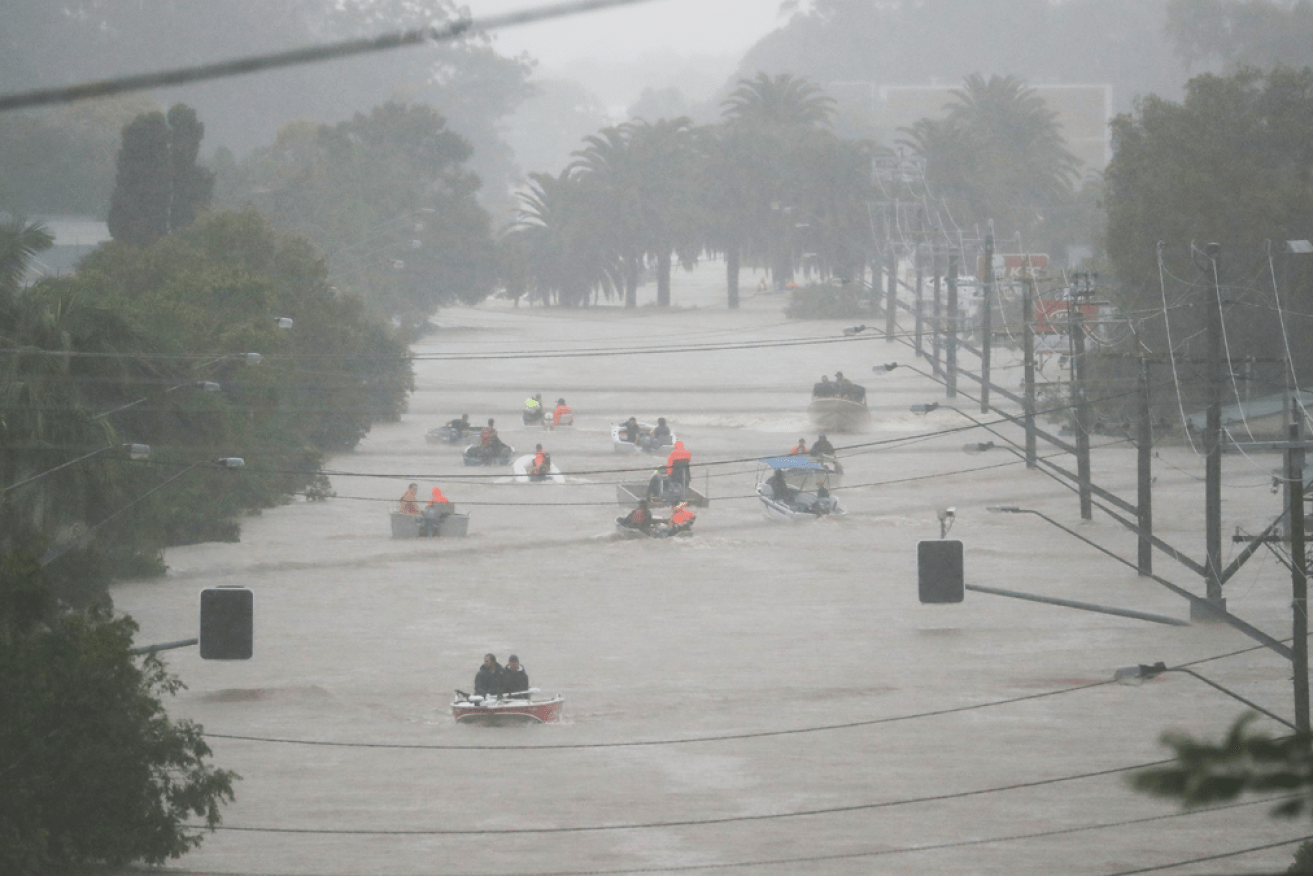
[671,505,694,526]
[791,444,806,455]
[428,487,449,506]
[533,451,547,471]
[666,441,691,474]
[553,404,571,425]
[480,427,495,446]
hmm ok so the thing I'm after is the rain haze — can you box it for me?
[5,2,1313,876]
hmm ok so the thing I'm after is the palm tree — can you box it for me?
[625,117,700,307]
[511,169,619,306]
[0,218,54,305]
[722,72,836,130]
[899,74,1080,237]
[570,127,645,307]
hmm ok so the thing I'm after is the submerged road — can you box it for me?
[117,264,1308,876]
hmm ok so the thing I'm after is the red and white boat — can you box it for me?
[451,692,564,725]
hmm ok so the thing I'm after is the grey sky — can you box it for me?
[466,0,787,68]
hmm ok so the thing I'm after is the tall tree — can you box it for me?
[107,112,172,247]
[0,552,238,874]
[899,74,1080,251]
[1166,0,1313,71]
[166,104,214,230]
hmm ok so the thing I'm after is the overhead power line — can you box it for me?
[0,0,661,112]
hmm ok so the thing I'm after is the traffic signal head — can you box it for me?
[918,540,964,604]
[199,587,253,659]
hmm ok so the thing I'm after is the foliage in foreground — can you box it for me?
[0,553,237,874]
[1132,714,1313,818]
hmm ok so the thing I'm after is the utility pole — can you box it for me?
[914,239,925,358]
[946,255,959,399]
[1069,273,1093,521]
[1138,358,1154,575]
[1022,264,1037,468]
[885,250,897,342]
[1202,242,1226,618]
[980,234,995,414]
[1288,420,1310,731]
[932,250,943,378]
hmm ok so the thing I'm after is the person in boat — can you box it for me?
[553,398,572,427]
[834,371,865,403]
[399,483,420,515]
[502,655,529,699]
[524,394,544,423]
[810,433,835,457]
[531,444,551,478]
[474,653,503,697]
[649,417,671,448]
[812,375,835,398]
[768,468,796,504]
[622,416,641,444]
[421,486,454,536]
[621,498,655,533]
[479,418,506,461]
[666,440,691,491]
[646,468,664,500]
[668,501,696,535]
[791,438,808,455]
[448,413,471,434]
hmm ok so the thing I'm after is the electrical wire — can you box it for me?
[1157,243,1200,454]
[165,797,1294,876]
[203,760,1168,835]
[0,0,661,112]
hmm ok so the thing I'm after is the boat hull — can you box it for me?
[610,423,675,454]
[808,398,870,432]
[616,481,708,508]
[512,456,565,483]
[452,696,564,725]
[463,444,514,466]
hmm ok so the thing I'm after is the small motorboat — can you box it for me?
[611,422,675,454]
[615,477,708,508]
[756,456,845,521]
[463,443,514,466]
[390,511,470,538]
[615,514,694,539]
[523,407,546,426]
[451,691,564,725]
[512,454,565,483]
[808,396,870,432]
[427,423,475,445]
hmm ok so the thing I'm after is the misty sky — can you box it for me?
[465,0,786,68]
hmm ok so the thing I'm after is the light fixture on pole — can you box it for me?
[1113,661,1297,730]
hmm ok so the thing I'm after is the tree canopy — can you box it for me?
[0,552,237,874]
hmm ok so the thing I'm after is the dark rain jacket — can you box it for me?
[502,665,529,697]
[474,662,503,696]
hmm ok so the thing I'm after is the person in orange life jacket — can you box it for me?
[421,486,453,536]
[621,498,654,532]
[666,440,691,488]
[791,438,808,455]
[669,501,695,534]
[398,483,420,515]
[553,398,572,426]
[531,444,551,477]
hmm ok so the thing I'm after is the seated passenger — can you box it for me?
[553,398,572,426]
[810,433,835,457]
[524,394,544,423]
[791,438,808,455]
[650,417,671,446]
[769,468,795,504]
[812,375,835,398]
[421,486,453,535]
[479,419,505,459]
[669,501,696,534]
[399,483,420,515]
[448,413,471,434]
[621,499,654,532]
[622,417,641,443]
[531,444,551,478]
[502,655,530,699]
[474,653,503,697]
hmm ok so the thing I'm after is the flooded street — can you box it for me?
[117,265,1308,875]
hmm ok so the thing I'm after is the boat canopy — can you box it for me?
[759,456,826,471]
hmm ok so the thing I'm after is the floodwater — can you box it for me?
[117,263,1309,876]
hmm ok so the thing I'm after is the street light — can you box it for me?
[987,505,1293,660]
[198,352,262,368]
[93,379,221,421]
[1113,661,1297,730]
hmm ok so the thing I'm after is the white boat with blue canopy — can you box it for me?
[755,456,845,521]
